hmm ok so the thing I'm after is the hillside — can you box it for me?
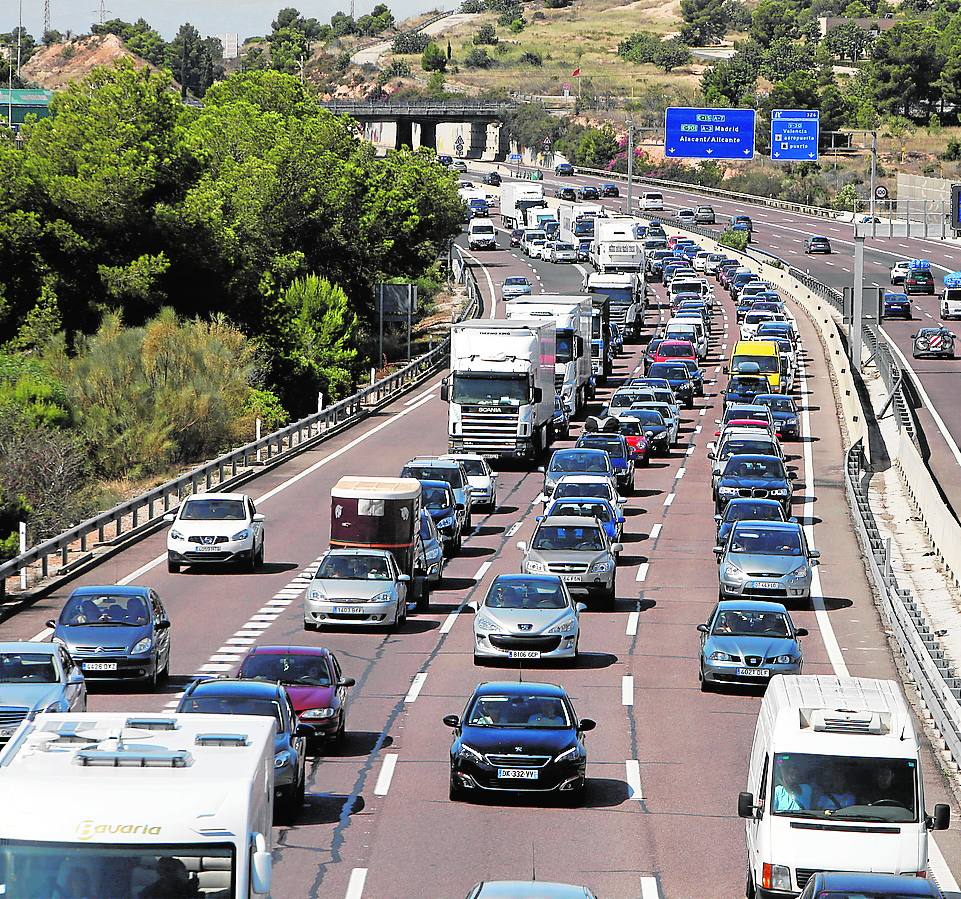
[20,34,156,90]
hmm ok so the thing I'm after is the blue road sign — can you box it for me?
[771,109,819,161]
[664,107,756,160]
[508,152,522,162]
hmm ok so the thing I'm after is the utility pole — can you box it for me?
[868,129,878,221]
[43,0,51,38]
[625,121,634,215]
[16,0,23,80]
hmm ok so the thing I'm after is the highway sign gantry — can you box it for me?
[664,107,756,160]
[771,109,819,161]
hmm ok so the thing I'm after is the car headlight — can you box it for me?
[438,516,456,529]
[775,655,797,665]
[710,651,732,662]
[525,559,547,573]
[372,592,392,603]
[475,616,502,632]
[788,564,808,578]
[554,746,582,764]
[130,637,153,654]
[547,617,577,634]
[458,743,485,764]
[274,751,292,769]
[723,562,746,581]
[170,529,185,541]
[52,637,66,647]
[769,488,789,496]
[300,707,337,720]
[590,559,613,573]
[231,528,251,541]
[765,864,792,891]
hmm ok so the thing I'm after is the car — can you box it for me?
[753,394,800,440]
[714,453,795,515]
[602,387,656,418]
[304,548,411,630]
[911,326,956,359]
[501,275,533,299]
[540,448,616,502]
[618,408,671,455]
[483,171,501,186]
[890,260,911,285]
[577,185,599,200]
[642,338,664,372]
[471,574,586,664]
[730,214,753,231]
[693,251,713,272]
[551,475,624,508]
[237,645,354,743]
[708,431,783,484]
[549,241,578,263]
[417,509,446,587]
[552,394,571,440]
[614,417,651,464]
[697,600,808,692]
[647,250,674,281]
[600,182,619,197]
[509,228,525,248]
[651,339,697,364]
[646,219,666,239]
[740,310,777,341]
[445,680,595,804]
[641,192,664,211]
[631,400,680,445]
[731,272,762,300]
[527,238,548,259]
[418,479,463,554]
[465,884,598,899]
[555,162,574,176]
[714,497,789,545]
[715,520,819,601]
[543,496,624,544]
[451,160,468,172]
[646,361,695,407]
[164,491,265,573]
[576,238,592,261]
[555,185,577,201]
[437,154,453,166]
[467,198,489,219]
[695,205,716,224]
[904,267,935,295]
[177,677,308,823]
[401,457,473,529]
[677,208,696,225]
[442,453,497,512]
[46,585,171,687]
[803,235,831,254]
[724,373,773,408]
[678,358,705,396]
[609,322,624,355]
[575,432,635,493]
[0,642,86,743]
[797,872,944,899]
[519,515,621,607]
[881,290,913,319]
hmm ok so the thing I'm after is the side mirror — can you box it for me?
[45,619,56,630]
[399,574,411,582]
[578,718,596,732]
[533,387,543,402]
[713,546,724,555]
[931,803,951,830]
[442,714,460,729]
[251,832,272,896]
[910,333,917,339]
[706,452,716,460]
[516,541,527,552]
[163,513,175,523]
[795,627,809,638]
[253,513,265,523]
[617,516,625,524]
[696,624,709,634]
[575,602,587,613]
[155,619,171,630]
[737,791,757,819]
[68,672,85,685]
[611,542,623,554]
[338,677,356,688]
[808,550,820,559]
[535,515,543,522]
[722,366,729,374]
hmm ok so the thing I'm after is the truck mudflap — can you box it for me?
[414,575,429,613]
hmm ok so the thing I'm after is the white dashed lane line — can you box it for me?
[649,523,662,541]
[373,753,398,796]
[626,610,640,636]
[404,671,428,703]
[622,676,634,705]
[635,562,649,583]
[626,760,644,800]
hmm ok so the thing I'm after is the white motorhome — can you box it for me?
[589,216,645,274]
[0,712,276,898]
[501,183,546,229]
[584,272,646,341]
[505,295,593,414]
[444,319,555,461]
[941,271,961,318]
[467,217,497,250]
[739,675,950,898]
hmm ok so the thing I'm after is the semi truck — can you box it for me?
[443,319,555,461]
[584,272,646,341]
[501,183,546,229]
[590,295,612,382]
[0,712,275,898]
[558,202,603,244]
[589,216,646,274]
[504,295,593,414]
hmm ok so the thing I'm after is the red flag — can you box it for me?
[571,67,581,77]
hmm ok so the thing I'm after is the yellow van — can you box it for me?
[728,340,781,392]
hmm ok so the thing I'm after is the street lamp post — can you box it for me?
[625,120,634,215]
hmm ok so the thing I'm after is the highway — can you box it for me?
[2,166,960,898]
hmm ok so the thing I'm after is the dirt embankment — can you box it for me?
[21,34,156,90]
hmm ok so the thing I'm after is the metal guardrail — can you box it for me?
[0,258,481,604]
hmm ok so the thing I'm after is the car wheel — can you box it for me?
[304,620,320,632]
[256,540,265,568]
[465,510,473,532]
[159,652,170,683]
[279,770,306,825]
[699,669,713,693]
[473,652,484,666]
[449,774,465,802]
[167,558,180,574]
[333,713,347,744]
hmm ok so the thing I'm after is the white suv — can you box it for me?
[165,492,265,573]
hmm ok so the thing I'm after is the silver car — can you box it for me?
[519,515,621,608]
[471,574,585,664]
[305,549,410,630]
[540,448,617,503]
[466,883,597,899]
[0,642,86,743]
[442,453,497,512]
[715,521,819,601]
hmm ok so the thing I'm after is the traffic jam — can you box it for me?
[0,164,955,899]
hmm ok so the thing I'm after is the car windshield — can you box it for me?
[712,609,791,637]
[451,373,528,407]
[61,593,149,627]
[549,452,610,473]
[182,695,282,727]
[316,555,392,580]
[730,527,802,555]
[624,410,665,426]
[505,277,529,287]
[550,500,614,523]
[724,458,785,480]
[660,343,694,357]
[770,753,918,822]
[758,397,795,414]
[617,420,643,436]
[421,484,453,508]
[179,499,246,520]
[403,464,465,489]
[721,439,776,459]
[0,652,58,683]
[724,502,783,523]
[648,363,689,379]
[554,481,615,501]
[578,438,625,459]
[466,694,571,728]
[734,355,779,374]
[453,458,486,476]
[731,377,768,390]
[239,654,332,687]
[484,579,568,610]
[533,525,605,551]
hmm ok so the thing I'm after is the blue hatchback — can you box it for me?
[575,432,635,493]
[753,393,800,440]
[883,291,912,319]
[798,871,943,898]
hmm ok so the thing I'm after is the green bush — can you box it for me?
[422,41,448,71]
[392,31,431,53]
[383,59,412,78]
[465,47,495,68]
[718,229,749,251]
[474,23,499,44]
[520,50,543,66]
[941,138,961,161]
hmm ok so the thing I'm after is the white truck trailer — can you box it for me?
[443,319,555,461]
[501,183,546,229]
[558,202,604,244]
[0,712,276,898]
[584,272,646,341]
[589,216,645,274]
[504,295,593,414]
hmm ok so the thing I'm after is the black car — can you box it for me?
[509,228,524,248]
[646,361,695,407]
[437,154,453,167]
[619,409,670,455]
[444,680,595,805]
[804,235,832,254]
[646,221,666,239]
[714,453,795,514]
[555,186,577,201]
[905,268,935,295]
[420,479,463,555]
[723,374,771,407]
[483,171,501,186]
[555,162,574,176]
[577,185,600,200]
[679,359,705,396]
[753,393,800,440]
[600,182,619,197]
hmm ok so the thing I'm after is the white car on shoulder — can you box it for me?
[165,493,265,573]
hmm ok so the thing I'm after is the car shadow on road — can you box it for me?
[457,545,496,559]
[322,731,392,759]
[470,525,504,537]
[797,595,854,612]
[582,777,635,809]
[297,792,366,826]
[438,576,483,592]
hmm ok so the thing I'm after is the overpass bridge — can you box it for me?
[321,100,518,159]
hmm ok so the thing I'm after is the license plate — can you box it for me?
[0,728,13,737]
[334,606,365,614]
[751,581,781,590]
[507,650,541,659]
[83,662,118,671]
[498,768,539,779]
[560,575,582,582]
[193,545,220,552]
[736,668,771,678]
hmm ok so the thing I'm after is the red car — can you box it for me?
[238,645,354,742]
[616,419,651,465]
[651,339,697,364]
[667,235,687,249]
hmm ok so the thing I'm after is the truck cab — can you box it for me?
[590,295,612,382]
[585,272,645,342]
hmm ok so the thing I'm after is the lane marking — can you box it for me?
[626,610,640,636]
[675,467,686,479]
[649,523,662,540]
[640,878,662,899]
[686,446,695,456]
[345,868,368,899]
[440,611,459,634]
[473,560,493,582]
[458,245,499,318]
[373,753,398,796]
[694,425,702,435]
[506,521,522,537]
[626,760,644,800]
[635,562,649,583]
[622,675,634,705]
[404,671,428,703]
[663,493,675,507]
[699,407,707,416]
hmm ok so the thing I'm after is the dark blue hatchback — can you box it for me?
[798,871,943,898]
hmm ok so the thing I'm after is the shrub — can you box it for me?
[520,50,542,66]
[508,18,526,32]
[465,47,495,67]
[544,0,572,7]
[474,23,498,44]
[383,59,412,78]
[618,31,661,64]
[941,138,961,161]
[422,41,448,71]
[718,228,749,251]
[392,31,431,54]
[461,0,485,10]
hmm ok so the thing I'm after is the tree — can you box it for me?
[881,115,916,161]
[92,17,167,65]
[558,125,620,167]
[356,4,395,35]
[521,50,543,66]
[750,0,800,47]
[474,23,499,44]
[679,0,730,46]
[618,31,661,63]
[421,41,447,71]
[870,24,945,116]
[832,182,861,210]
[392,32,431,54]
[701,52,759,106]
[166,23,222,97]
[653,38,693,72]
[760,38,814,81]
[824,21,873,60]
[329,11,357,36]
[42,29,63,46]
[464,47,495,67]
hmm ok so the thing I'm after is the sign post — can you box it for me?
[770,109,819,162]
[664,107,756,160]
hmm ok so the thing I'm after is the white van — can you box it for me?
[640,192,664,211]
[664,317,707,358]
[739,675,950,898]
[468,217,497,250]
[670,277,714,307]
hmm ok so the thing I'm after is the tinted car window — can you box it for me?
[61,593,149,626]
[467,694,570,727]
[180,499,246,520]
[316,555,392,579]
[184,695,283,727]
[240,654,332,686]
[532,525,605,551]
[729,527,802,555]
[0,652,58,683]
[484,579,567,610]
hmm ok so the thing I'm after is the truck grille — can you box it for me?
[460,410,521,454]
[795,869,817,889]
[554,372,565,391]
[609,305,629,326]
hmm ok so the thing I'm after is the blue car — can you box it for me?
[543,496,624,544]
[882,291,912,319]
[714,497,788,545]
[646,361,695,408]
[697,599,807,692]
[753,393,800,440]
[419,479,463,555]
[575,432,635,493]
[714,453,795,514]
[798,871,943,898]
[724,373,772,408]
[679,359,704,396]
[555,162,574,176]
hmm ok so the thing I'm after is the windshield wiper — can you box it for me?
[75,621,143,626]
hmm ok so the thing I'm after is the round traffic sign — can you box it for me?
[875,185,888,200]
